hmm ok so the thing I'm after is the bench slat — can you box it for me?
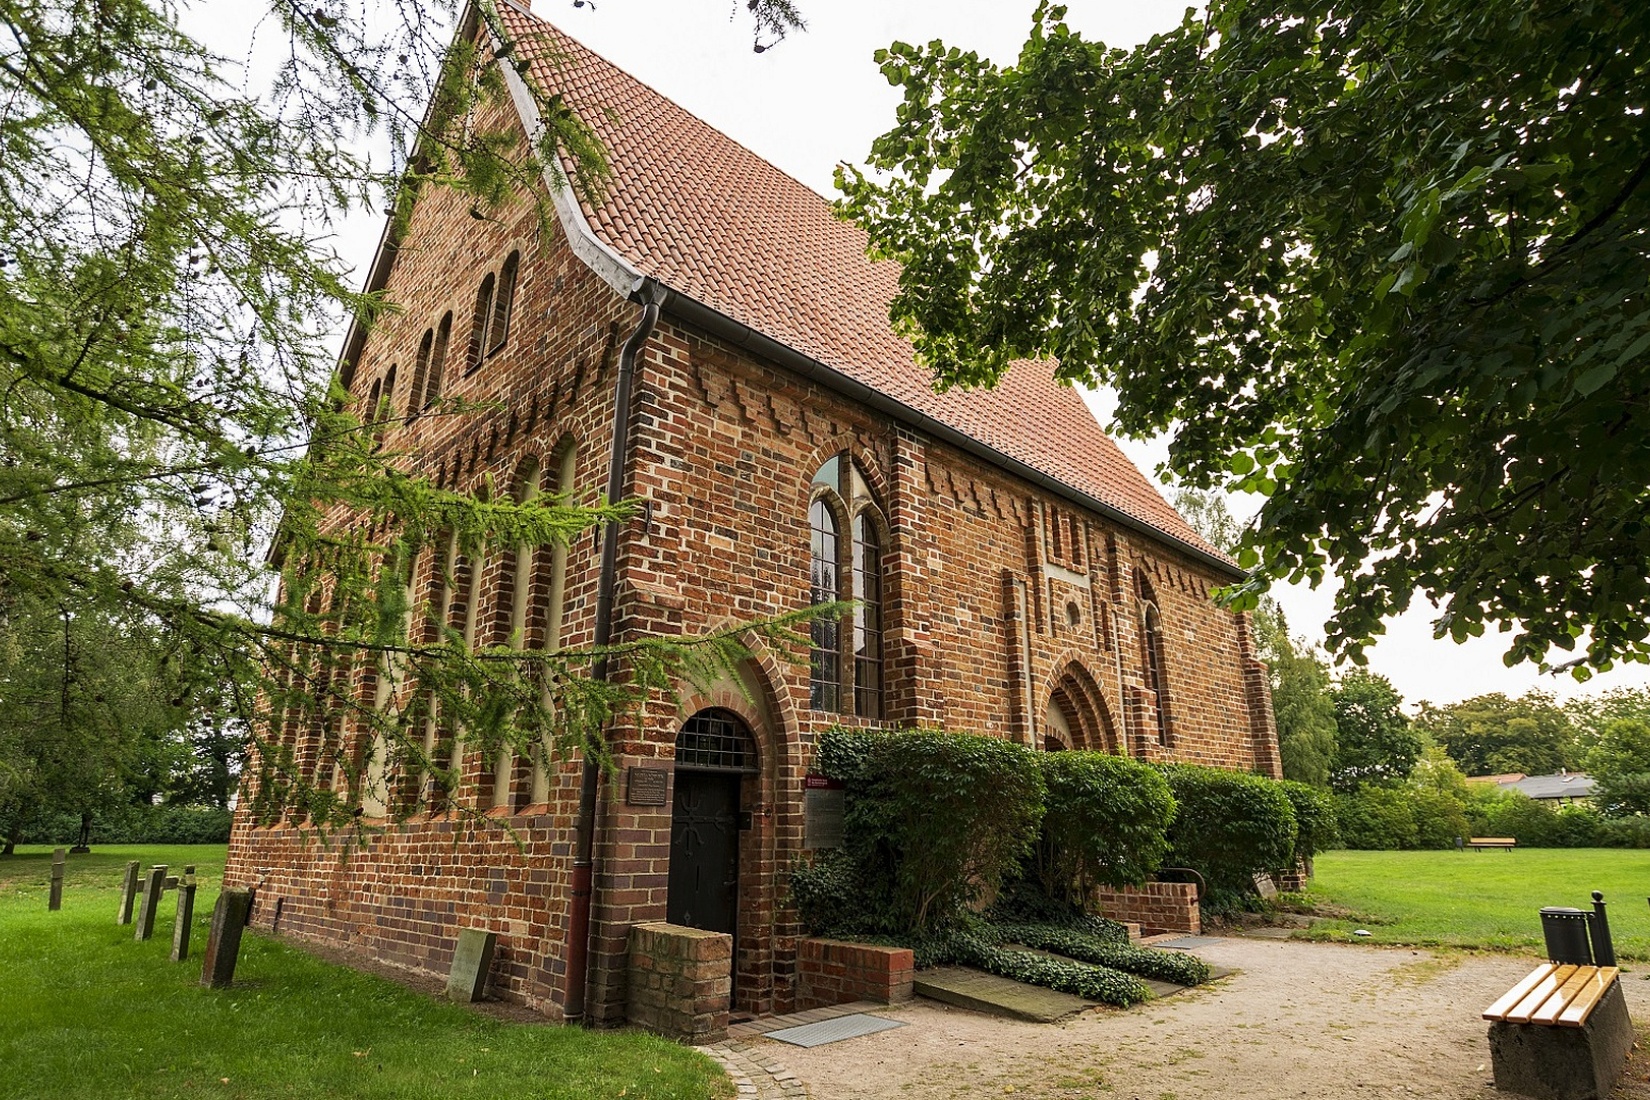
[1556,967,1619,1028]
[1507,964,1579,1023]
[1484,964,1556,1021]
[1531,966,1597,1025]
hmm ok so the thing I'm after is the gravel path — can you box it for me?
[767,937,1650,1100]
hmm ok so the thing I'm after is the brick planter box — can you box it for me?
[1091,881,1200,936]
[796,938,915,1010]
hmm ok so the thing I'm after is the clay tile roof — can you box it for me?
[497,4,1225,564]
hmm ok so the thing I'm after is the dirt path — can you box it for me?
[771,938,1650,1100]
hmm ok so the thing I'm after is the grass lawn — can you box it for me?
[0,844,730,1100]
[1294,848,1650,959]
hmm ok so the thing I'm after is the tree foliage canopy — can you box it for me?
[840,0,1650,676]
[1412,691,1578,776]
[1328,670,1417,791]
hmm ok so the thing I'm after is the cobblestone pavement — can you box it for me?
[701,1040,809,1100]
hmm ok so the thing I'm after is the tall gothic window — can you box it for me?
[408,328,433,419]
[489,251,519,355]
[809,497,841,712]
[467,273,495,375]
[1139,576,1172,745]
[808,453,889,718]
[425,312,451,408]
[853,513,883,720]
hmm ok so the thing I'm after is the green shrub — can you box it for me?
[1159,764,1296,908]
[1277,780,1338,862]
[1032,751,1174,903]
[986,921,1210,986]
[1410,787,1472,849]
[1335,786,1419,849]
[908,928,1151,1006]
[803,727,1046,933]
[19,803,232,845]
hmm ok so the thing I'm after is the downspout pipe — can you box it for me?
[564,276,666,1026]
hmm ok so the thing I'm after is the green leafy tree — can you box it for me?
[1328,670,1418,792]
[1255,608,1338,788]
[1585,718,1650,817]
[1567,689,1650,757]
[0,0,814,836]
[1412,691,1579,776]
[840,0,1650,677]
[1172,490,1338,786]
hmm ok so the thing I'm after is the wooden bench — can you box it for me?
[1482,963,1633,1099]
[1468,836,1517,851]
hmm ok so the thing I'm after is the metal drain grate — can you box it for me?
[1155,935,1227,949]
[764,1013,906,1048]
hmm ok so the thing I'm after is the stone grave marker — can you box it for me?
[116,861,140,924]
[48,849,65,912]
[201,889,253,989]
[171,873,198,962]
[134,864,168,942]
[446,928,497,1002]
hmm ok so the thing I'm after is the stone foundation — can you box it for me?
[1092,881,1200,936]
[796,938,915,1010]
[627,922,732,1043]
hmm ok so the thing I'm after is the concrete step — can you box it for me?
[913,966,1097,1023]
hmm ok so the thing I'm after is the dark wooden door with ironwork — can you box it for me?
[667,770,740,934]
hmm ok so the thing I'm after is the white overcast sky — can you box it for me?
[235,0,1650,709]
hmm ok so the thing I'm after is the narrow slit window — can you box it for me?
[409,328,433,418]
[467,274,495,375]
[853,513,883,720]
[426,312,451,408]
[489,251,519,356]
[809,497,840,712]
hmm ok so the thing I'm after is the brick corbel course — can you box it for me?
[627,922,732,1043]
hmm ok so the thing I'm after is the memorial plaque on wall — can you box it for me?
[803,774,846,849]
[626,766,669,806]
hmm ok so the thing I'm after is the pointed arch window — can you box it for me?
[489,250,519,355]
[409,328,433,419]
[1139,575,1172,746]
[853,513,883,720]
[809,497,841,712]
[808,452,889,718]
[467,272,495,375]
[425,312,451,408]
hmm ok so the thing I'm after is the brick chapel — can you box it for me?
[225,0,1281,1025]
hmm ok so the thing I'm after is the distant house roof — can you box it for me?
[1465,772,1527,785]
[491,2,1232,572]
[1499,773,1596,801]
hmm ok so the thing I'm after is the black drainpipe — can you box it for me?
[564,277,666,1026]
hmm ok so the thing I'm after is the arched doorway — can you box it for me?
[667,708,759,937]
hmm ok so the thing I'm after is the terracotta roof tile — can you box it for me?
[498,4,1225,564]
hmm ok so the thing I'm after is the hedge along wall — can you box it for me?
[1159,764,1297,909]
[800,728,1046,933]
[1031,750,1175,903]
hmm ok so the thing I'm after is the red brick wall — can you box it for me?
[1091,882,1201,936]
[228,79,1277,1026]
[796,939,915,1010]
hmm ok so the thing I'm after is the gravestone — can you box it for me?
[201,890,253,989]
[48,849,65,912]
[446,928,497,1002]
[116,861,140,925]
[171,874,197,962]
[134,865,168,941]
